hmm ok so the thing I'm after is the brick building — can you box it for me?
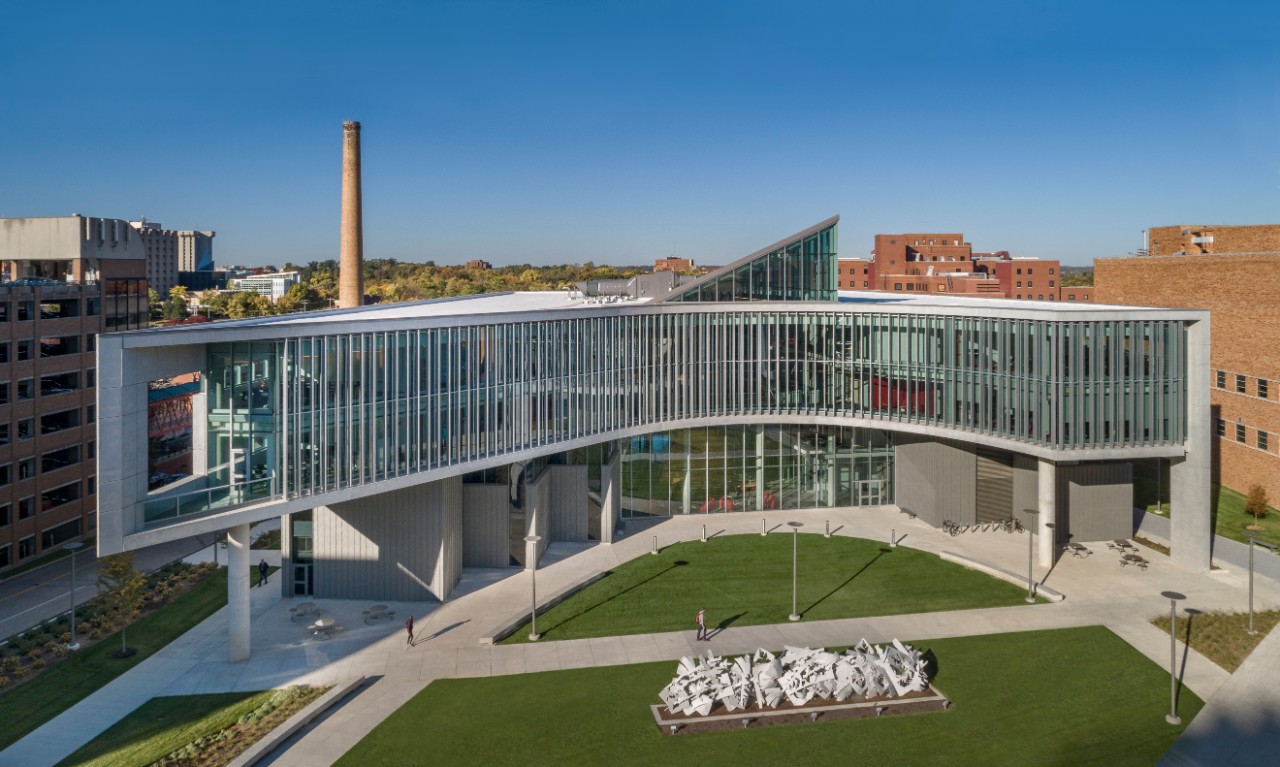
[838,232,1093,301]
[654,256,695,273]
[1096,227,1280,501]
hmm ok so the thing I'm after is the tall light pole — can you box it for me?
[1022,509,1038,603]
[63,541,85,651]
[1161,590,1186,725]
[1246,534,1277,635]
[787,521,803,621]
[525,535,542,641]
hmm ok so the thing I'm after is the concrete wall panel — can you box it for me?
[1058,463,1134,543]
[548,465,588,542]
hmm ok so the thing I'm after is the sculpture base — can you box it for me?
[653,686,949,735]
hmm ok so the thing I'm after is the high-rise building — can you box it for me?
[1096,224,1280,502]
[129,219,215,296]
[0,215,150,570]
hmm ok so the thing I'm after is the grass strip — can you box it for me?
[343,626,1201,767]
[502,534,1038,644]
[0,568,229,750]
[1152,608,1280,672]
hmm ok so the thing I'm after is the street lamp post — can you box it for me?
[1246,534,1277,635]
[63,541,85,651]
[787,522,803,621]
[1161,590,1187,725]
[525,535,543,641]
[1022,509,1038,603]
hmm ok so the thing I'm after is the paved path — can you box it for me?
[4,506,1278,767]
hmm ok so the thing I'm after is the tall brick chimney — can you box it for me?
[338,121,364,309]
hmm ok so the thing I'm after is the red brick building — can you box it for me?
[1096,225,1280,501]
[654,256,695,273]
[838,232,1093,301]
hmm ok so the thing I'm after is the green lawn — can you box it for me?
[52,690,265,767]
[502,534,1037,644]
[1133,461,1280,548]
[342,626,1201,767]
[0,568,230,750]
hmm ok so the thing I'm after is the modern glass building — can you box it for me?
[95,217,1211,661]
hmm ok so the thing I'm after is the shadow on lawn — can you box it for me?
[540,560,690,636]
[800,548,893,616]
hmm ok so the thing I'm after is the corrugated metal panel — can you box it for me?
[548,465,588,541]
[462,485,511,567]
[1060,463,1134,543]
[1012,455,1038,517]
[312,477,461,601]
[975,448,1013,524]
[894,438,975,525]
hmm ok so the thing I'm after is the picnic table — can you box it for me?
[290,602,318,622]
[1120,553,1149,571]
[310,617,337,639]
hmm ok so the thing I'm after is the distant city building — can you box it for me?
[1096,223,1280,502]
[654,256,695,273]
[465,259,492,270]
[128,219,215,296]
[0,215,150,569]
[231,271,300,301]
[837,233,1092,302]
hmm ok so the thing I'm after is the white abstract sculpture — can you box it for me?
[659,640,928,717]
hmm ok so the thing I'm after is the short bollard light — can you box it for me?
[824,519,831,538]
[701,524,707,543]
[890,528,896,548]
[762,518,768,537]
[651,535,659,556]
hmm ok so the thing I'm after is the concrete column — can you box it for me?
[338,121,364,309]
[279,513,292,598]
[227,523,251,662]
[826,435,838,506]
[1037,458,1056,567]
[190,390,208,475]
[600,450,621,544]
[682,451,693,515]
[756,427,765,511]
[1171,317,1212,571]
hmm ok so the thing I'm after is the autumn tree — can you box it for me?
[1245,484,1270,529]
[96,553,148,657]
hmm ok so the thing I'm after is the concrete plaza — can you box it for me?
[3,505,1278,767]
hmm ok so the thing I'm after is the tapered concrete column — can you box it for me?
[1037,459,1056,567]
[227,523,251,662]
[279,513,292,598]
[600,450,621,543]
[1171,317,1212,571]
[681,450,693,514]
[756,427,766,511]
[338,121,364,309]
[826,435,838,505]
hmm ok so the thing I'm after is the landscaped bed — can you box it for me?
[501,534,1040,643]
[342,626,1201,767]
[1152,608,1280,672]
[53,685,328,767]
[0,563,229,750]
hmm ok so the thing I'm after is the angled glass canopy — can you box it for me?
[663,216,839,303]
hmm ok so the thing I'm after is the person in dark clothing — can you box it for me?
[257,558,269,587]
[405,616,415,645]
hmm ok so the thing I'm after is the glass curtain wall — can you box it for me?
[160,309,1188,525]
[621,425,894,519]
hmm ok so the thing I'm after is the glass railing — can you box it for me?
[143,475,278,526]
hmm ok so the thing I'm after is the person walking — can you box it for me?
[695,608,708,641]
[257,558,269,588]
[405,616,414,646]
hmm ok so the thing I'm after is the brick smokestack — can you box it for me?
[338,121,364,309]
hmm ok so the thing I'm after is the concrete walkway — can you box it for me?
[4,506,1278,767]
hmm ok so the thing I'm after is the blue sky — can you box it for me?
[3,1,1278,267]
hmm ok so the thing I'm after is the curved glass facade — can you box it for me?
[138,305,1188,526]
[621,425,894,519]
